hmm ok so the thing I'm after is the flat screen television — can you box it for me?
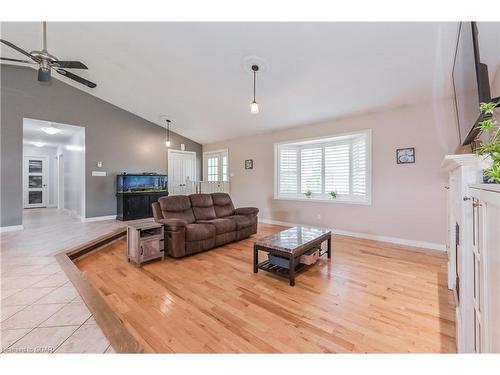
[452,22,492,145]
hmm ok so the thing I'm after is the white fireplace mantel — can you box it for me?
[441,153,491,172]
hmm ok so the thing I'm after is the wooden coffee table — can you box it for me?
[253,225,331,286]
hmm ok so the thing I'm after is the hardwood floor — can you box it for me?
[75,224,456,353]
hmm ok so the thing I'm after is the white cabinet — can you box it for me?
[442,154,500,353]
[469,184,500,352]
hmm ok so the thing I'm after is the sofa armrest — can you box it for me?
[234,207,259,216]
[152,202,163,221]
[157,218,188,231]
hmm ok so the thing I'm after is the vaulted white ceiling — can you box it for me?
[2,22,495,144]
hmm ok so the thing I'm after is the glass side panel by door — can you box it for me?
[29,160,43,173]
[29,176,43,188]
[28,191,43,204]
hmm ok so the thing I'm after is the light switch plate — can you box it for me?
[92,171,106,177]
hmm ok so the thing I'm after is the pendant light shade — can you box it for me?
[250,101,259,114]
[250,65,259,114]
[165,119,171,147]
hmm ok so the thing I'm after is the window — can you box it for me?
[207,156,219,182]
[203,149,229,182]
[222,155,228,182]
[275,130,371,204]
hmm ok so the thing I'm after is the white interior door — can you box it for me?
[203,149,229,182]
[24,156,48,208]
[168,150,196,195]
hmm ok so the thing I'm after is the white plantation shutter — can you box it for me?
[352,137,367,197]
[324,144,350,195]
[276,130,370,203]
[279,148,298,194]
[300,147,322,193]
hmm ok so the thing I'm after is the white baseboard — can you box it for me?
[258,218,446,252]
[0,225,24,233]
[81,215,116,223]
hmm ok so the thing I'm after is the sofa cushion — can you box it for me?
[212,193,235,218]
[227,214,254,230]
[189,194,217,221]
[158,196,195,223]
[198,218,236,235]
[185,223,216,242]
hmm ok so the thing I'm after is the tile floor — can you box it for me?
[1,208,125,353]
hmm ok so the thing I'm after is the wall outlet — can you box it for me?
[316,214,321,220]
[97,161,103,168]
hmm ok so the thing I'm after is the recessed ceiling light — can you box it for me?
[66,145,84,151]
[41,126,62,135]
[32,142,45,147]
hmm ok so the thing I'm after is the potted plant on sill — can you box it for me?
[475,101,500,183]
[304,190,313,198]
[329,191,337,199]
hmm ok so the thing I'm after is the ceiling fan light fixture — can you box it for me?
[37,67,51,82]
[41,126,61,135]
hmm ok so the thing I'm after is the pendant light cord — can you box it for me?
[253,70,256,102]
[166,120,170,143]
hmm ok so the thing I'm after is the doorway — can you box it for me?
[168,149,197,195]
[22,118,85,219]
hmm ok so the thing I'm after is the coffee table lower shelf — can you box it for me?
[256,259,308,278]
[254,248,330,286]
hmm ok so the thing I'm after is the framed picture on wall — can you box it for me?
[396,148,415,164]
[245,159,253,169]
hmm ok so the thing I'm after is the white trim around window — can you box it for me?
[274,129,372,205]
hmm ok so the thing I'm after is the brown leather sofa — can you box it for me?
[152,193,259,258]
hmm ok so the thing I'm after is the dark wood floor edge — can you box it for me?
[55,233,144,353]
[55,227,127,260]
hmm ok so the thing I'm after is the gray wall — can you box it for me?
[1,65,202,226]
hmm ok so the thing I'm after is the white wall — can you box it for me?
[203,101,458,248]
[58,130,85,218]
[22,145,58,207]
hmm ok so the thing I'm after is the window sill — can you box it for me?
[274,195,371,206]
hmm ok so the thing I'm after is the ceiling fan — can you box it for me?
[0,22,97,88]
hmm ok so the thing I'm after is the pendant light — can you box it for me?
[165,119,171,147]
[250,64,259,114]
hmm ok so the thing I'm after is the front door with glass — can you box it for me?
[24,156,48,208]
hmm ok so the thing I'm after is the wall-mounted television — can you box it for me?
[452,22,492,145]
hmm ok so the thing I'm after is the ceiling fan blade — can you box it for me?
[54,61,88,69]
[0,39,37,60]
[56,68,96,88]
[0,56,35,64]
